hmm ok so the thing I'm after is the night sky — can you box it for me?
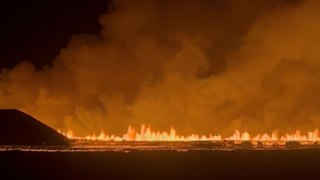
[0,0,110,69]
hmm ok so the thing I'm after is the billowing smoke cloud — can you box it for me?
[1,0,320,135]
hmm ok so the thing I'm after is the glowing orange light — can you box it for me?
[58,125,320,145]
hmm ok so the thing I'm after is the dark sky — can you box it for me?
[0,0,110,69]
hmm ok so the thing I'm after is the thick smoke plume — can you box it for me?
[1,0,320,135]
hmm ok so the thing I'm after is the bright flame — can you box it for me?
[58,125,320,145]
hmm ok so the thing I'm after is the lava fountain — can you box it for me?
[59,125,320,146]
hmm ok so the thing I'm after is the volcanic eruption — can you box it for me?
[1,0,320,141]
[2,1,320,180]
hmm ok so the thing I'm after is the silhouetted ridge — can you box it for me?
[0,109,69,146]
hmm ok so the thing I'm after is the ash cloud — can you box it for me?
[1,0,320,135]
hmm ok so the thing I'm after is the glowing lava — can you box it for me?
[58,125,320,145]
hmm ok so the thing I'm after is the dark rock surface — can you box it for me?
[0,109,69,146]
[285,141,301,148]
[239,141,253,148]
[1,150,320,180]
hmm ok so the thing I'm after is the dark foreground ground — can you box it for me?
[1,149,320,180]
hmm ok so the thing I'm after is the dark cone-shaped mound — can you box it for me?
[0,109,69,146]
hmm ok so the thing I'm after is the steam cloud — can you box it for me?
[1,0,320,135]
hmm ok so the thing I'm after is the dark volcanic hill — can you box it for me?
[0,109,69,146]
